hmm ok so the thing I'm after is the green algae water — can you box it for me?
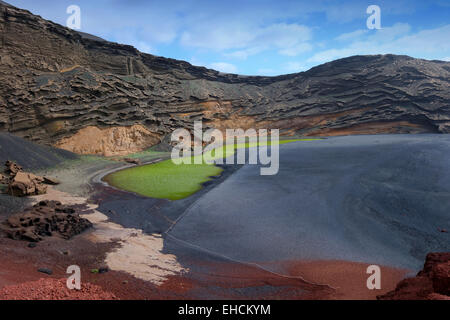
[104,139,319,200]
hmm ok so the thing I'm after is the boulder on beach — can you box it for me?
[123,158,142,165]
[0,173,8,185]
[5,160,22,176]
[2,160,59,197]
[7,171,47,196]
[42,176,60,185]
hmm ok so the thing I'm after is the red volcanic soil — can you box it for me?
[0,278,117,300]
[0,234,330,300]
[0,236,160,300]
[155,257,410,300]
[0,233,413,300]
[0,230,416,300]
[283,260,409,300]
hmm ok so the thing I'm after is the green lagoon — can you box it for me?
[104,139,319,200]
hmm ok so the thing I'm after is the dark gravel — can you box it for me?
[0,133,78,171]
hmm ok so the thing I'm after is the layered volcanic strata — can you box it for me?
[0,2,450,155]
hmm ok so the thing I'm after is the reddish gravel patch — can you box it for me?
[0,278,117,300]
[0,233,411,300]
[284,260,409,300]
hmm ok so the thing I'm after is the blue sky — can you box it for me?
[7,0,450,75]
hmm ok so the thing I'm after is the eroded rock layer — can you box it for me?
[1,2,449,154]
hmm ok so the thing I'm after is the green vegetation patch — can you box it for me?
[104,138,320,200]
[104,158,222,200]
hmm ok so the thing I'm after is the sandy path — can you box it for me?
[31,187,187,285]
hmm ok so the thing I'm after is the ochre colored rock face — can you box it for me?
[54,124,161,156]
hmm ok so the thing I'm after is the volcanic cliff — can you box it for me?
[1,2,450,155]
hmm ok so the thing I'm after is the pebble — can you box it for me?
[38,268,53,275]
[99,267,109,274]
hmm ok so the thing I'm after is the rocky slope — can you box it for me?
[1,2,450,155]
[378,253,450,300]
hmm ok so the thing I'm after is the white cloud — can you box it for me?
[225,47,265,60]
[368,23,411,42]
[209,62,238,73]
[182,22,312,59]
[441,57,450,61]
[279,42,313,56]
[335,29,368,41]
[284,61,309,73]
[308,23,450,64]
[189,57,205,67]
[180,25,254,51]
[135,42,155,54]
[325,2,367,23]
[257,23,311,49]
